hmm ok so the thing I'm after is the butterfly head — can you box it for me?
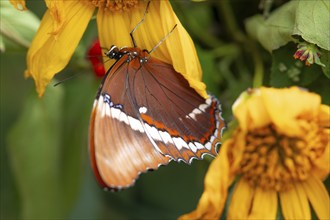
[105,45,122,60]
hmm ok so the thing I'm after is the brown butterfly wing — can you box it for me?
[89,53,225,190]
[89,56,170,190]
[130,58,225,163]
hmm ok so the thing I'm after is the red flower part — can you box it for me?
[93,63,107,77]
[293,42,325,67]
[293,49,305,59]
[87,39,106,77]
[299,50,310,61]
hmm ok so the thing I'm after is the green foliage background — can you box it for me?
[1,0,329,219]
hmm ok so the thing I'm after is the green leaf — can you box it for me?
[172,2,223,48]
[0,1,40,50]
[293,0,330,51]
[270,43,322,87]
[308,72,330,105]
[0,34,4,52]
[59,74,98,214]
[7,84,65,219]
[320,49,330,78]
[245,0,330,53]
[245,1,297,52]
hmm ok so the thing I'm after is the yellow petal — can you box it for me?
[279,182,311,219]
[9,0,26,10]
[230,130,247,170]
[261,87,321,136]
[98,1,207,98]
[248,187,277,219]
[133,1,206,98]
[130,2,167,59]
[232,98,250,132]
[247,94,271,128]
[179,140,234,219]
[97,8,132,71]
[25,2,94,96]
[45,0,65,35]
[233,90,270,131]
[313,133,330,179]
[301,176,330,220]
[227,179,254,219]
[158,1,207,99]
[318,104,330,128]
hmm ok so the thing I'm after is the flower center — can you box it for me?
[237,122,327,191]
[89,0,139,12]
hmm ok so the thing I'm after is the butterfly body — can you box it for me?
[89,45,225,190]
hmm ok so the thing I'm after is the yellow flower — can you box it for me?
[13,0,205,98]
[180,87,330,220]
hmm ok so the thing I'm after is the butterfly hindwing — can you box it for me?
[90,55,170,190]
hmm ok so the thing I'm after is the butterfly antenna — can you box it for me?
[53,73,80,87]
[130,1,151,47]
[149,24,177,54]
[103,57,113,65]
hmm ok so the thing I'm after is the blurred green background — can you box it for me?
[1,0,329,219]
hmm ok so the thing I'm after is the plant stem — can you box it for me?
[217,0,264,87]
[217,0,245,43]
[250,43,264,87]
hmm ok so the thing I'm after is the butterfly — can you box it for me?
[89,3,225,191]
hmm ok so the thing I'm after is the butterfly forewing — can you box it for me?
[90,55,171,189]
